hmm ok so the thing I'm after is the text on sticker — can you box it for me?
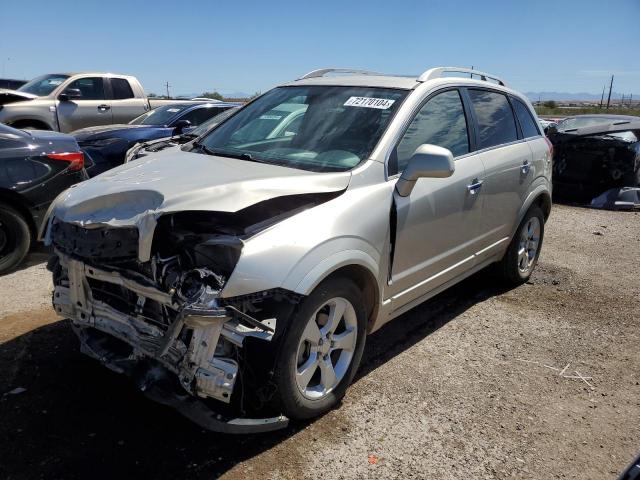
[344,97,395,109]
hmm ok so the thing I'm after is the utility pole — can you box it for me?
[621,94,624,107]
[600,85,605,108]
[606,75,614,109]
[165,81,171,99]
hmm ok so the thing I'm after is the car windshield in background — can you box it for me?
[17,74,70,96]
[129,104,190,126]
[197,86,408,172]
[190,107,239,136]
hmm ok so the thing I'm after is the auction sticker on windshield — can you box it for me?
[344,97,395,109]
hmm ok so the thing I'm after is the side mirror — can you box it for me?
[395,144,455,197]
[545,125,558,136]
[59,88,82,101]
[173,119,192,135]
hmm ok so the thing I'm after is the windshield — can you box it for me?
[190,107,240,136]
[17,74,70,96]
[129,104,190,125]
[197,86,408,172]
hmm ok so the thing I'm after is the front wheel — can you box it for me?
[496,205,545,285]
[272,277,367,420]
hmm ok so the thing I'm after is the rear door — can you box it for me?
[387,88,486,308]
[465,88,534,262]
[56,77,112,132]
[108,77,148,124]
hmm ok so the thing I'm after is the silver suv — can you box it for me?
[43,67,552,433]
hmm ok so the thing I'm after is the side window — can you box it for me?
[179,107,222,126]
[111,78,135,100]
[393,89,469,174]
[63,77,105,100]
[512,99,540,138]
[468,90,518,149]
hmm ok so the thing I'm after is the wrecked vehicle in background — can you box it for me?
[41,66,552,433]
[548,115,640,209]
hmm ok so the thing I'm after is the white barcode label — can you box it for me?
[344,97,395,109]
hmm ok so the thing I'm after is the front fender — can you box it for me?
[220,178,393,299]
[284,242,380,295]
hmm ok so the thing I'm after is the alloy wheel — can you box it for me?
[517,216,541,275]
[295,297,358,400]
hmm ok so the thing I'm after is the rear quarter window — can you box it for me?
[512,99,540,138]
[468,90,518,149]
[111,78,135,100]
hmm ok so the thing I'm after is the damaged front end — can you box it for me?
[47,206,312,433]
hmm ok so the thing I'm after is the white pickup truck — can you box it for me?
[0,73,187,132]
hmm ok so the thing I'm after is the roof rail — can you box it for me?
[297,68,382,80]
[418,67,507,86]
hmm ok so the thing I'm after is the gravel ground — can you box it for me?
[0,204,638,479]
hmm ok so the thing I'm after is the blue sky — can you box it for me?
[1,0,638,97]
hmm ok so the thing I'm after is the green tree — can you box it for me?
[542,100,557,109]
[201,91,224,101]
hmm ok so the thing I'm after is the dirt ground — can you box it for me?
[0,204,638,480]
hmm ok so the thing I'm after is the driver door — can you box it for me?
[387,89,486,309]
[56,77,112,132]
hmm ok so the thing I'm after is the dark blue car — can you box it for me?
[74,101,241,176]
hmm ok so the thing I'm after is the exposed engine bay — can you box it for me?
[46,192,340,433]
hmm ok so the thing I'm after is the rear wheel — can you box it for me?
[0,203,31,274]
[496,205,545,285]
[273,277,367,420]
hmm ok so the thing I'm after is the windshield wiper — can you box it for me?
[194,143,263,163]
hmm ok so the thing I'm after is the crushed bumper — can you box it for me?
[53,252,288,434]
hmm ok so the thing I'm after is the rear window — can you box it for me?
[512,99,540,138]
[111,78,135,100]
[468,90,518,149]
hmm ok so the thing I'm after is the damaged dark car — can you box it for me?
[548,115,640,209]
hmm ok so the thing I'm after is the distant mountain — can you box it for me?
[525,91,639,102]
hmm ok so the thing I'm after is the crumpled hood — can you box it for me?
[0,88,37,106]
[44,149,351,260]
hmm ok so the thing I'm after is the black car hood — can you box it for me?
[73,124,166,141]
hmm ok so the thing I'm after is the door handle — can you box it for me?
[97,104,110,111]
[521,159,531,174]
[466,179,484,194]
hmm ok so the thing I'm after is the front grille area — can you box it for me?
[87,277,175,332]
[52,222,138,261]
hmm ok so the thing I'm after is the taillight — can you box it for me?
[543,137,554,159]
[46,152,85,172]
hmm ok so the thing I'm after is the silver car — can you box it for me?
[42,67,552,433]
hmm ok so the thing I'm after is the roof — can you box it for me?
[285,75,420,90]
[283,66,511,91]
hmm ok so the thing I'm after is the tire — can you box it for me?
[0,202,31,274]
[496,205,545,285]
[273,277,367,420]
